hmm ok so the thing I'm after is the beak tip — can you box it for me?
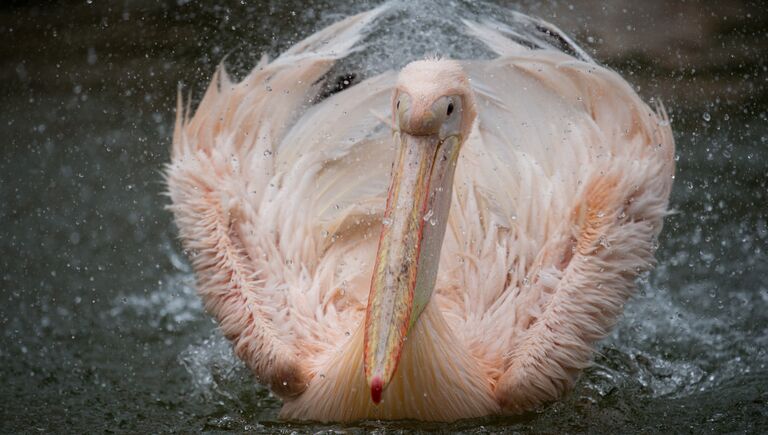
[370,375,384,404]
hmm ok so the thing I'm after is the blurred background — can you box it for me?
[1,0,766,432]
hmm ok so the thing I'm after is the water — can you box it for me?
[1,0,766,432]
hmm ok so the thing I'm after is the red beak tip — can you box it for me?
[371,376,384,404]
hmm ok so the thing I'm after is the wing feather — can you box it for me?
[449,21,674,411]
[166,6,391,395]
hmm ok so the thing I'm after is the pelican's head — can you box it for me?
[393,60,477,141]
[363,60,476,404]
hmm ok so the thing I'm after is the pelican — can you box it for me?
[166,5,674,422]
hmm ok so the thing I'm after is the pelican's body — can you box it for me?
[167,6,674,422]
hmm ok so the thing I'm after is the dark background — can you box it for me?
[1,0,766,433]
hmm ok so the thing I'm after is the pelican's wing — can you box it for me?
[166,6,394,398]
[444,21,674,412]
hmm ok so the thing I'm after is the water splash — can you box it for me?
[108,272,202,333]
[178,332,249,401]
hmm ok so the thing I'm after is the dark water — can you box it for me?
[1,0,767,432]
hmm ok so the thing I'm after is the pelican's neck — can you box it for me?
[280,302,499,422]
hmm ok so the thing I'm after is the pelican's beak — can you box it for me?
[363,122,461,404]
[363,62,473,404]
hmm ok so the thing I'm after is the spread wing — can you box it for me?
[435,20,675,411]
[166,6,395,398]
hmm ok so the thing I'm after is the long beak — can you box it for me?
[363,131,443,404]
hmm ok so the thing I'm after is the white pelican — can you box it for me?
[166,5,674,422]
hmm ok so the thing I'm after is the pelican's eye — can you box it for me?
[436,96,462,139]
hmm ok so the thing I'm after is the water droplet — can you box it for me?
[423,209,434,222]
[382,217,392,226]
[702,112,711,122]
[87,47,97,65]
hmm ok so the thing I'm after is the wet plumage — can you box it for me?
[166,5,674,422]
